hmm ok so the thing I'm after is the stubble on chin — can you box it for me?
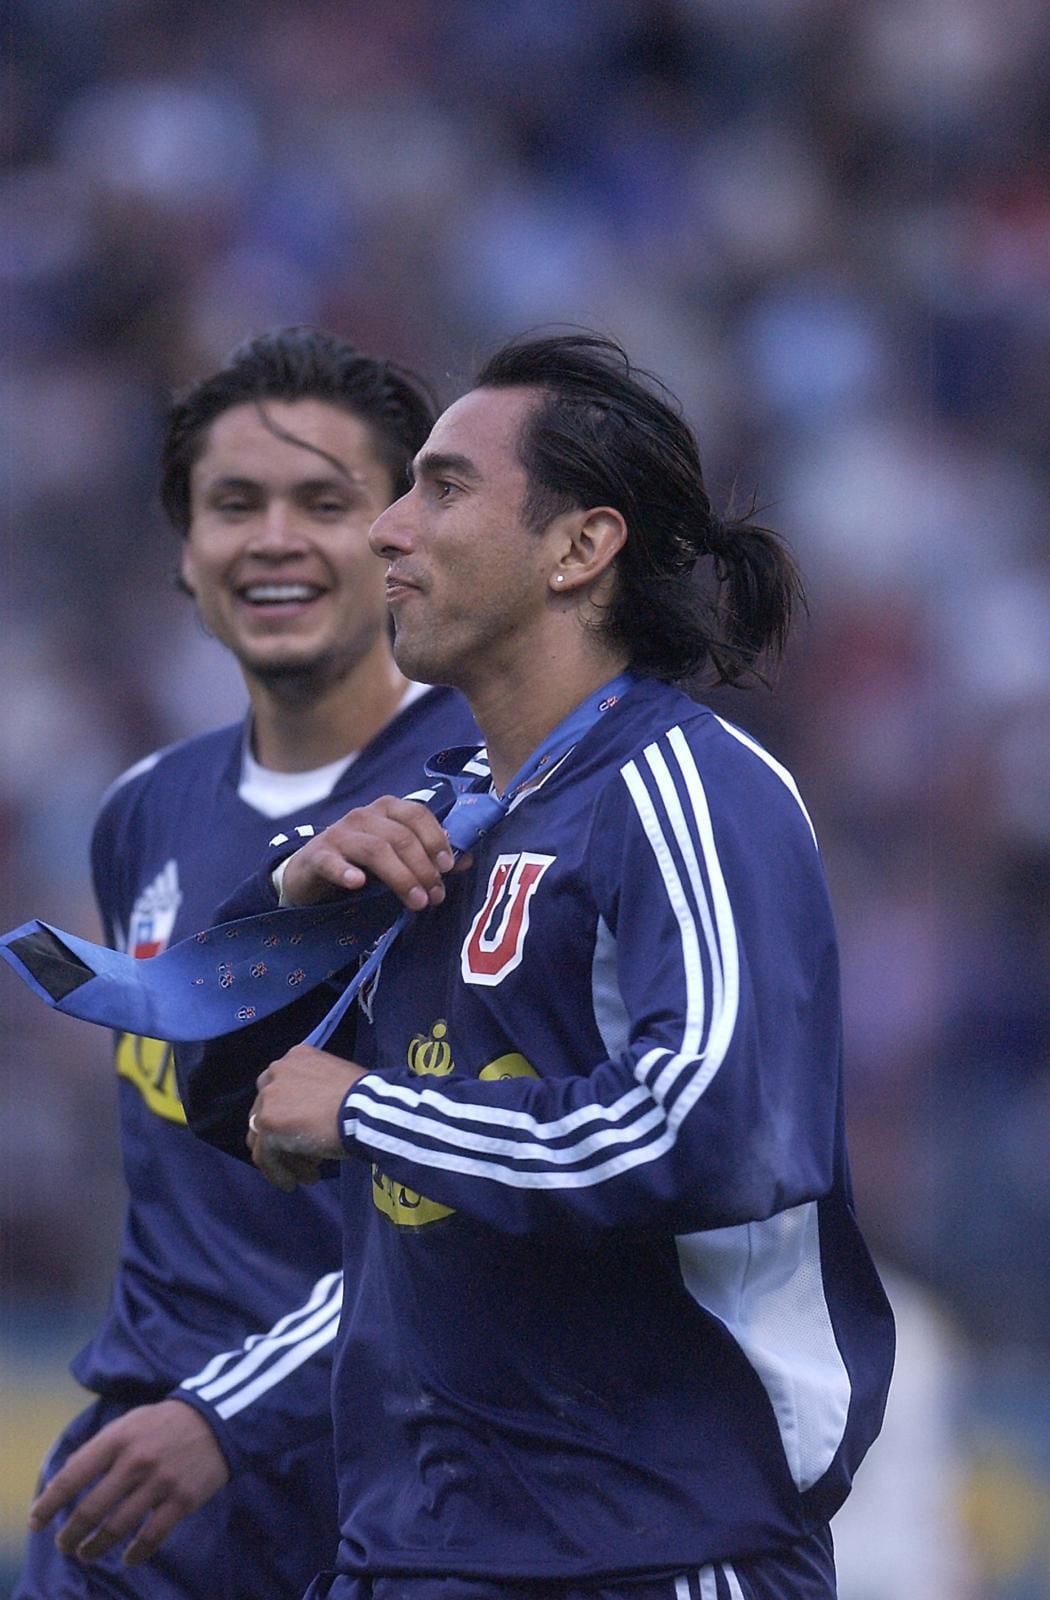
[246,617,385,697]
[389,624,426,684]
[244,644,356,700]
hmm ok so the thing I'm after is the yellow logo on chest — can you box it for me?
[407,1020,454,1076]
[115,1033,187,1125]
[371,1019,455,1225]
[371,1166,454,1227]
[371,1027,538,1228]
[478,1052,538,1082]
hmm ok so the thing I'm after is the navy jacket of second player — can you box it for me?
[181,676,894,1583]
[76,684,477,1480]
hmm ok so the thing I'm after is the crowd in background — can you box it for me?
[4,1,1050,1594]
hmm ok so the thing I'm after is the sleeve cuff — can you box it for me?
[271,854,294,904]
[338,1082,364,1154]
[169,1390,248,1478]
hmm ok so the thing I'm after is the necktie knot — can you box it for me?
[442,789,507,854]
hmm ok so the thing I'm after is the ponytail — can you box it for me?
[703,508,805,687]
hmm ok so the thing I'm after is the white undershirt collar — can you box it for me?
[237,680,430,819]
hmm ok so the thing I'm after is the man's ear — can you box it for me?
[547,506,626,595]
[178,541,197,598]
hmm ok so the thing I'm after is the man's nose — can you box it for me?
[369,489,415,558]
[247,502,308,554]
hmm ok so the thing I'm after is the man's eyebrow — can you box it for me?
[202,475,260,494]
[292,474,364,492]
[203,472,362,493]
[410,450,479,485]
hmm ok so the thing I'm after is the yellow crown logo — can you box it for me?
[407,1019,455,1076]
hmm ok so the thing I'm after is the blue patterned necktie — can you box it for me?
[0,675,636,1045]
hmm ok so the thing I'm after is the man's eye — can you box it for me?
[216,499,251,516]
[311,500,348,516]
[435,481,458,500]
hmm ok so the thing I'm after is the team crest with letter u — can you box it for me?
[460,852,554,986]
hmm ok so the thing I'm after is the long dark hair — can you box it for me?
[474,333,804,685]
[161,325,437,533]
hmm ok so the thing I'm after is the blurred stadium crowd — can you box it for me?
[3,0,1050,1594]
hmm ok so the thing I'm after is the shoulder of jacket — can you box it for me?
[96,724,242,816]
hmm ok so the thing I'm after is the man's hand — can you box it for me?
[29,1399,229,1567]
[248,1045,368,1191]
[281,796,462,910]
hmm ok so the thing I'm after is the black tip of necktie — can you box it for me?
[9,929,96,1001]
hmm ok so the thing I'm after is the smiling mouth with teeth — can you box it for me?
[241,584,324,604]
